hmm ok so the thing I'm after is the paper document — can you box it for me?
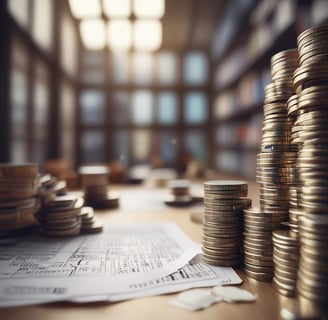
[0,222,241,307]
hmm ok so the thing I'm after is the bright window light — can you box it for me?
[108,20,132,51]
[80,19,106,50]
[103,0,131,17]
[69,0,101,18]
[134,20,162,51]
[133,0,165,18]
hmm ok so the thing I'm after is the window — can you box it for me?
[157,51,177,85]
[183,52,208,85]
[10,37,29,162]
[32,60,50,163]
[184,92,208,124]
[60,81,76,162]
[132,52,153,85]
[111,91,130,124]
[80,90,106,125]
[31,0,53,52]
[80,130,106,163]
[131,90,153,125]
[157,92,177,124]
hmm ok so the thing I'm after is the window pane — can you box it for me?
[80,130,105,163]
[111,91,130,124]
[132,52,153,85]
[9,0,30,30]
[157,51,177,85]
[132,129,151,162]
[81,50,106,84]
[159,131,177,165]
[184,92,208,124]
[80,90,106,125]
[10,37,29,162]
[184,130,207,162]
[131,90,153,125]
[61,11,78,77]
[112,53,129,84]
[183,52,208,85]
[111,130,129,166]
[157,92,177,124]
[32,60,49,163]
[60,80,76,163]
[32,0,53,52]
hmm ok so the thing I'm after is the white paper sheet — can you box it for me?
[0,222,241,307]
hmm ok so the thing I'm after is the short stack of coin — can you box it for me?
[164,179,193,206]
[243,207,288,282]
[292,24,328,307]
[272,229,300,297]
[0,163,40,236]
[36,194,84,237]
[79,165,119,209]
[38,173,67,202]
[79,206,103,234]
[202,180,251,267]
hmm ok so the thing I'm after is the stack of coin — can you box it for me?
[202,180,251,267]
[292,24,328,307]
[243,207,288,282]
[164,179,193,206]
[287,93,302,237]
[297,215,328,306]
[79,165,119,209]
[79,206,103,234]
[36,194,84,237]
[38,173,67,201]
[0,163,40,236]
[272,229,300,297]
[249,49,299,283]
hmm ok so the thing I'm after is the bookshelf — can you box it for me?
[210,0,328,179]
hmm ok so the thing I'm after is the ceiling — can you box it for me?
[161,0,227,51]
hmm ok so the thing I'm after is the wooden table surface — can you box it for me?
[1,182,295,320]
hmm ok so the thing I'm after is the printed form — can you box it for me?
[0,222,241,306]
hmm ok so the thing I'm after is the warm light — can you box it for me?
[107,20,132,51]
[69,0,101,18]
[134,20,162,51]
[80,19,106,50]
[133,0,165,18]
[103,0,131,17]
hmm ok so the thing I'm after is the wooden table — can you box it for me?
[1,182,293,320]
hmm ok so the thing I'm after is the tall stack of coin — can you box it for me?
[243,207,288,282]
[292,24,328,306]
[272,229,300,297]
[202,180,251,267]
[287,93,303,237]
[79,165,119,209]
[0,163,40,236]
[246,49,299,282]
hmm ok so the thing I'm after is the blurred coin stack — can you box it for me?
[38,173,67,201]
[164,179,193,206]
[36,194,84,237]
[245,49,299,282]
[37,171,103,236]
[0,163,40,236]
[202,180,251,267]
[79,165,119,209]
[272,230,300,297]
[292,24,328,306]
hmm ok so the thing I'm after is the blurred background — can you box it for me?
[0,0,327,182]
